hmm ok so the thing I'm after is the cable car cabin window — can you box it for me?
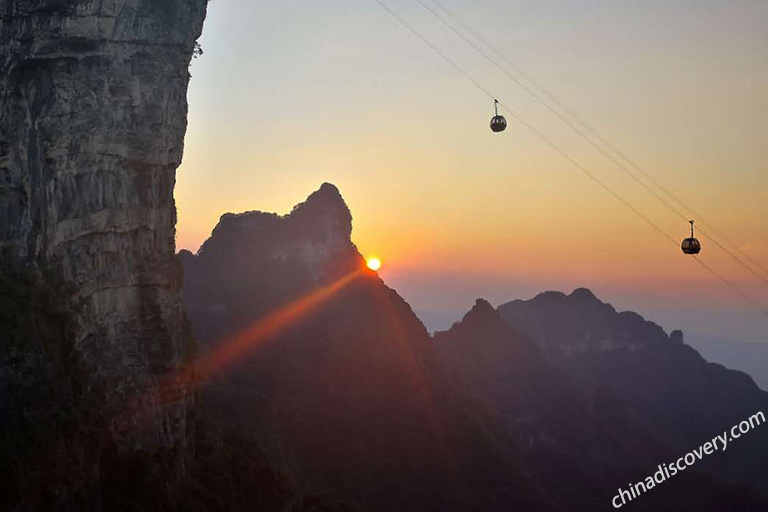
[682,238,701,254]
[491,116,507,133]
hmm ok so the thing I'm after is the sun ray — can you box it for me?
[117,267,364,437]
[196,269,363,380]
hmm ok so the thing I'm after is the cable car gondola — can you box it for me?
[490,99,507,133]
[681,220,701,255]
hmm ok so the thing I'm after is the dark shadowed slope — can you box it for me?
[181,184,558,512]
[434,299,768,511]
[499,289,768,489]
[688,336,768,391]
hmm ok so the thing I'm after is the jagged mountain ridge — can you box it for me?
[435,298,768,511]
[182,184,559,512]
[500,288,678,355]
[183,183,768,511]
[499,289,768,489]
[181,183,364,344]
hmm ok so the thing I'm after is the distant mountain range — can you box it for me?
[182,184,768,511]
[497,288,768,489]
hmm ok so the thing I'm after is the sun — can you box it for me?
[366,257,382,271]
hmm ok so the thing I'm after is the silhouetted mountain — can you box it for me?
[182,185,768,511]
[499,289,768,489]
[500,288,671,356]
[435,299,768,511]
[434,299,640,510]
[688,336,768,391]
[182,184,558,512]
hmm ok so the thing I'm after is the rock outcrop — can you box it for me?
[0,0,207,482]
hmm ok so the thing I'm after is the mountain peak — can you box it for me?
[471,298,496,314]
[319,181,341,194]
[499,287,670,353]
[530,291,567,303]
[460,298,500,326]
[192,183,359,282]
[569,287,599,302]
[288,182,353,241]
[310,182,343,202]
[292,182,347,213]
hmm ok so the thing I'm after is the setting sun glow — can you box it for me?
[366,257,382,271]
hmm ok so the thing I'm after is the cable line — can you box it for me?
[417,0,768,286]
[371,0,768,317]
[373,1,673,245]
[694,256,768,316]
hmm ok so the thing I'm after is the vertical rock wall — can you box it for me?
[0,0,207,455]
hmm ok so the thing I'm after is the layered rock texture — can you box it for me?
[0,0,207,505]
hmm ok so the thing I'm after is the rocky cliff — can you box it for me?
[0,0,208,500]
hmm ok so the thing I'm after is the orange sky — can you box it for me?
[176,0,768,340]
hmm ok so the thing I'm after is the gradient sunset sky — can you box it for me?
[176,0,767,342]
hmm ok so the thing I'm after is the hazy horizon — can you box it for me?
[177,0,767,345]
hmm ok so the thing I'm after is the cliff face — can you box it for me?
[0,0,207,458]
